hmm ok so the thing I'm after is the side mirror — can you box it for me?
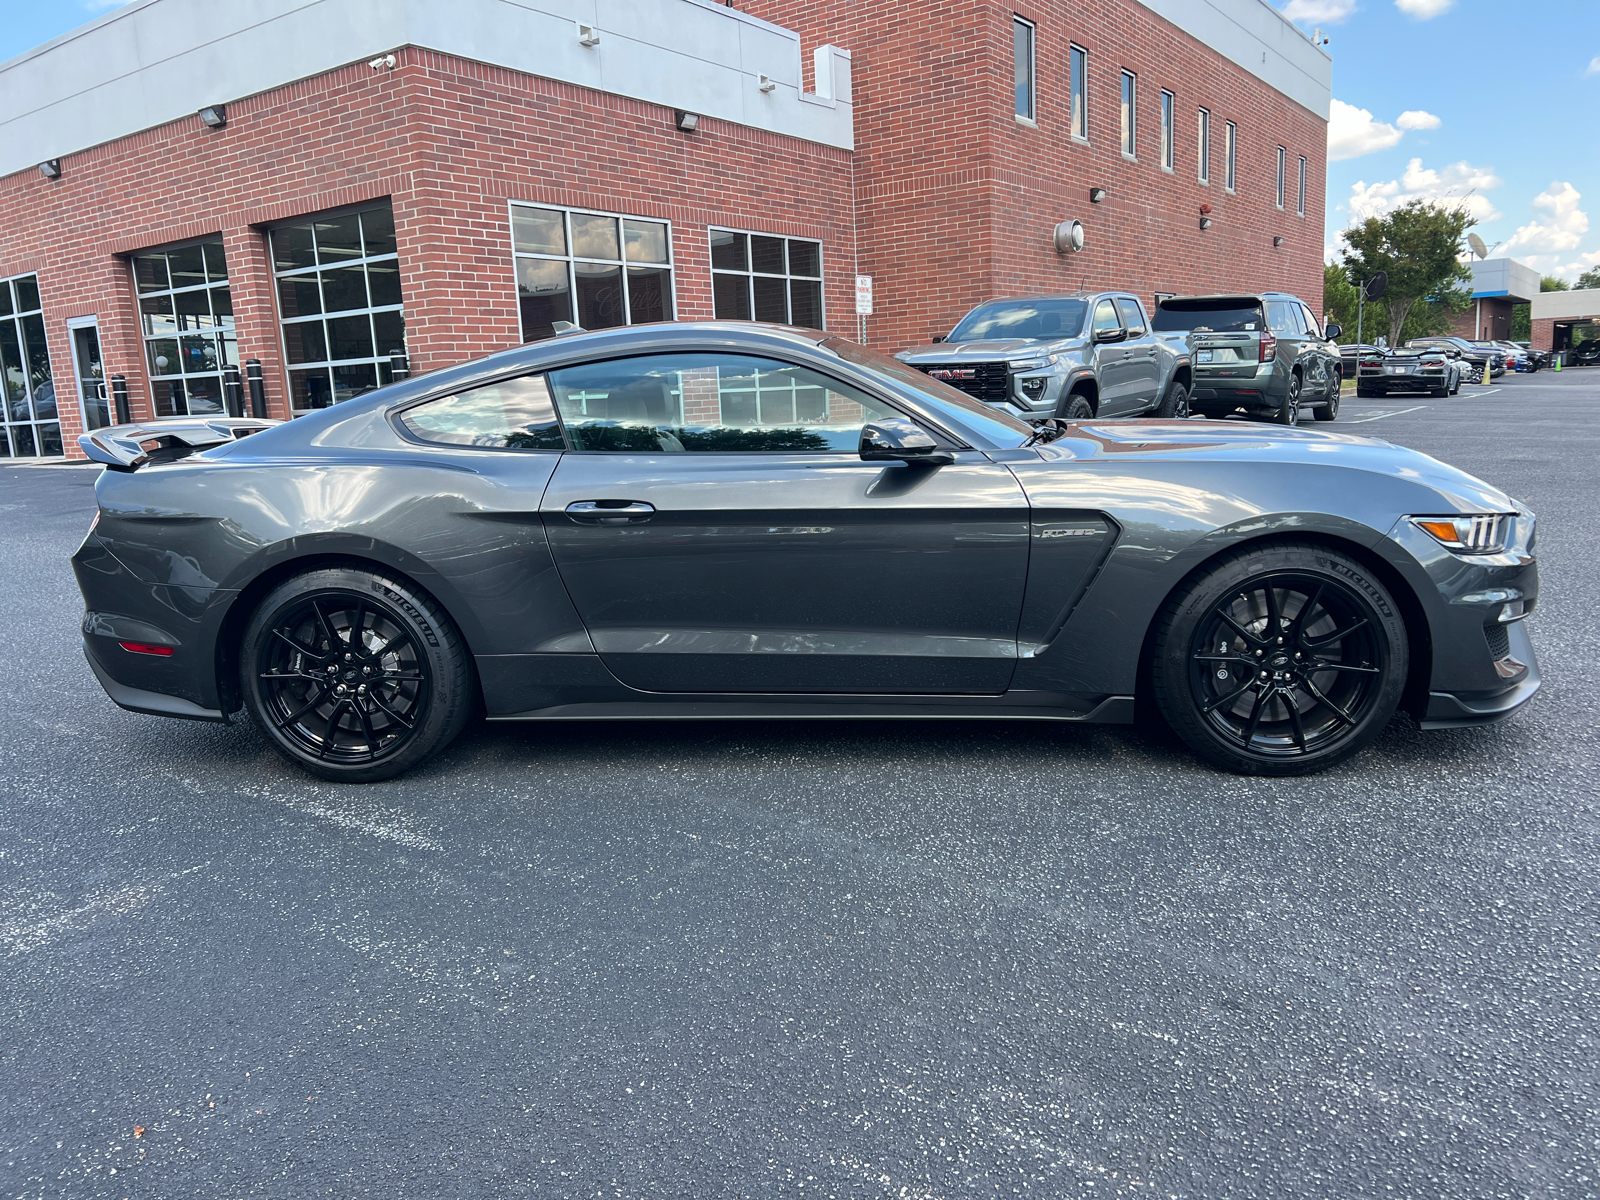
[1092,326,1127,344]
[859,417,954,467]
[930,334,946,343]
[1323,323,1342,340]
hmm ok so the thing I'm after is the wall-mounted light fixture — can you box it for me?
[1089,187,1108,204]
[1053,219,1085,254]
[675,110,700,133]
[758,74,776,93]
[38,160,61,179]
[1199,217,1214,231]
[577,22,600,46]
[1273,236,1285,247]
[198,104,227,129]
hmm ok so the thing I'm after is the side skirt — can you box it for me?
[488,694,1136,724]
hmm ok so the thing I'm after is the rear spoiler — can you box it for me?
[78,416,281,471]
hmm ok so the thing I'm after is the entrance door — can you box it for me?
[538,351,1032,694]
[69,321,110,431]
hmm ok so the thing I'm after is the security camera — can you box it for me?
[368,54,396,71]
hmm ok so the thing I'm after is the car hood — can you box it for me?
[897,339,1081,362]
[1039,419,1516,513]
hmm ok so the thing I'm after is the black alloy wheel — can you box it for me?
[1313,374,1340,421]
[1152,542,1407,774]
[1272,374,1302,425]
[1155,380,1190,419]
[241,566,472,782]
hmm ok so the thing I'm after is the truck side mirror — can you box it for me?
[1324,323,1342,340]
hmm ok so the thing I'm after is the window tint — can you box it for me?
[710,229,823,327]
[948,298,1087,341]
[1152,302,1263,333]
[1114,298,1146,335]
[547,353,896,453]
[1092,300,1121,333]
[400,376,564,450]
[1266,301,1300,335]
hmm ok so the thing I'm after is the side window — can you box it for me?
[546,353,898,453]
[1114,298,1147,336]
[1092,300,1121,334]
[1300,304,1322,337]
[399,375,565,450]
[1266,301,1298,336]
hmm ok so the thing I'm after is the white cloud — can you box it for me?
[1587,56,1600,77]
[1504,182,1588,254]
[1284,0,1358,22]
[1396,110,1441,131]
[1395,0,1454,17]
[1346,157,1502,223]
[1328,100,1403,161]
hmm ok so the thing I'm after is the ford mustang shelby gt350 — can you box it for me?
[74,322,1539,782]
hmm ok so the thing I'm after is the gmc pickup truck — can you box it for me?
[894,292,1192,421]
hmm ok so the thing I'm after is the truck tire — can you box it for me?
[1154,380,1190,419]
[1059,393,1094,421]
[1269,374,1302,425]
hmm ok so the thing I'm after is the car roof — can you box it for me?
[969,292,1106,304]
[1157,292,1300,305]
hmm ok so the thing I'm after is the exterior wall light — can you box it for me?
[198,104,227,129]
[758,75,777,93]
[1273,236,1285,247]
[675,110,700,133]
[1089,187,1107,203]
[1053,219,1085,253]
[577,23,600,46]
[1199,217,1214,231]
[39,159,62,179]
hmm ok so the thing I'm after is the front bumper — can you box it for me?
[1418,619,1540,729]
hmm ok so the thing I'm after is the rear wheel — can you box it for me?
[1151,542,1407,775]
[240,566,473,782]
[1059,393,1094,421]
[1154,380,1190,419]
[1270,374,1302,425]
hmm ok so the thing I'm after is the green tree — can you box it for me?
[1340,200,1475,346]
[1322,262,1361,342]
[1510,275,1568,341]
[1576,267,1600,291]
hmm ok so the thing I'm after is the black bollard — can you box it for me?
[223,364,244,418]
[110,374,131,425]
[244,359,268,419]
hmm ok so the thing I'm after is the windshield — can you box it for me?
[821,337,1032,448]
[1152,300,1264,333]
[947,299,1088,342]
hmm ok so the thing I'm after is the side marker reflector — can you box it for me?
[119,641,175,656]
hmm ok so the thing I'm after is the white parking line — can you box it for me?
[1344,405,1425,423]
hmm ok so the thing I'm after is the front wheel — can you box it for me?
[1058,393,1094,421]
[1151,542,1408,775]
[1312,375,1340,421]
[1154,380,1190,420]
[240,566,474,782]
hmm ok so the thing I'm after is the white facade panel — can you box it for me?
[0,0,855,180]
[1468,257,1541,303]
[1531,288,1600,322]
[1135,0,1332,119]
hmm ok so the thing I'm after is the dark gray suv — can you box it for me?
[1154,293,1343,424]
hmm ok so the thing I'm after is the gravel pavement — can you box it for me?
[1,368,1597,1198]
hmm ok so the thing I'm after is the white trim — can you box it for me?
[1012,14,1036,123]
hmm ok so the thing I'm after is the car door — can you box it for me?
[537,350,1032,694]
[1089,298,1135,415]
[1114,297,1161,413]
[1296,303,1333,397]
[1265,300,1306,398]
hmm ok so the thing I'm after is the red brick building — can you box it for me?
[0,0,1329,459]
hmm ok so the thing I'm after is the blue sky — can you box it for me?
[1277,0,1600,279]
[6,0,1599,279]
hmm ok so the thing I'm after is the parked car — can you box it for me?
[1571,339,1600,366]
[1153,293,1343,424]
[1354,346,1457,397]
[1407,336,1504,379]
[894,292,1192,421]
[1509,341,1549,369]
[1474,340,1537,372]
[74,321,1540,781]
[1338,343,1384,380]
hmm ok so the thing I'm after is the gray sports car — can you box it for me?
[73,322,1540,782]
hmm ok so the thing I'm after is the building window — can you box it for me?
[1225,121,1237,191]
[1276,146,1287,209]
[1013,17,1035,121]
[133,241,236,420]
[511,203,673,345]
[1197,108,1211,184]
[1160,90,1175,171]
[710,230,823,328]
[1120,71,1137,157]
[0,274,59,458]
[271,202,406,416]
[1069,45,1088,140]
[1298,155,1308,216]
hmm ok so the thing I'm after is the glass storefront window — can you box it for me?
[0,274,61,457]
[131,240,237,418]
[270,202,407,416]
[510,203,674,342]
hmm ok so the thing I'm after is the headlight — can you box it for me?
[1011,356,1056,372]
[1411,514,1512,555]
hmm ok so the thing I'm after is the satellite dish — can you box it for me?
[1468,233,1489,259]
[1363,272,1388,301]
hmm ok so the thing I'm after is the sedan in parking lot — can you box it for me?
[75,322,1540,783]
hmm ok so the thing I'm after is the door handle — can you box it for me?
[565,500,656,522]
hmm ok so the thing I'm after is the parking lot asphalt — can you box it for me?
[2,368,1597,1200]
